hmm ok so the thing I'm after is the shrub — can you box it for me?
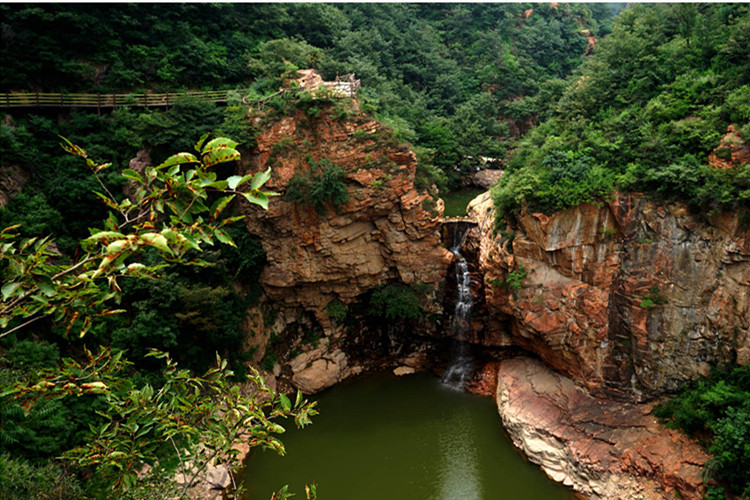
[368,282,428,320]
[654,364,750,497]
[639,286,666,309]
[325,300,347,323]
[285,158,349,215]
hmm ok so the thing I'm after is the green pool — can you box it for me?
[440,188,486,217]
[240,372,574,500]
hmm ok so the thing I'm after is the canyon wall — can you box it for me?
[469,191,750,399]
[240,106,451,325]
[237,102,452,392]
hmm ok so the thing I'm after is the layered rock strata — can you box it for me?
[471,191,750,398]
[240,106,452,329]
[496,357,708,500]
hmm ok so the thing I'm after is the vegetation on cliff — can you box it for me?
[492,3,750,221]
[655,364,750,499]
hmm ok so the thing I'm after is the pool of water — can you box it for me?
[440,188,486,217]
[240,372,574,500]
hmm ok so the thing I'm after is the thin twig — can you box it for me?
[170,436,189,489]
[0,314,48,339]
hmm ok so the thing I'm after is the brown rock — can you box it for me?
[0,165,29,208]
[241,106,452,323]
[496,357,709,500]
[471,192,750,398]
[708,125,750,169]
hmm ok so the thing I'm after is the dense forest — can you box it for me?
[1,3,749,499]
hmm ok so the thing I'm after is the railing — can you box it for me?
[0,89,248,110]
[1,78,362,112]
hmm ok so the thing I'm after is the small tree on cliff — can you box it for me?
[0,136,316,498]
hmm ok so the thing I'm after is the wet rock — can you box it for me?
[496,357,708,500]
[292,348,350,393]
[393,366,416,376]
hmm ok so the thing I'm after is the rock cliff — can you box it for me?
[240,104,452,324]
[469,191,750,399]
[237,100,452,392]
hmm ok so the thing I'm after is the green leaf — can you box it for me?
[121,169,143,182]
[209,195,235,220]
[140,233,172,254]
[202,137,239,153]
[251,168,273,190]
[203,147,241,168]
[241,190,270,210]
[194,132,211,153]
[226,175,244,190]
[2,282,21,300]
[35,276,56,297]
[279,393,291,413]
[85,231,127,245]
[58,136,87,158]
[213,228,235,247]
[157,152,199,170]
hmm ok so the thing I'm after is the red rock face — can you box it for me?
[708,125,750,169]
[240,104,452,327]
[472,192,750,399]
[496,357,709,500]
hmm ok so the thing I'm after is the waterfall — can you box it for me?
[442,222,474,389]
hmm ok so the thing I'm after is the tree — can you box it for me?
[1,136,317,498]
[1,134,275,340]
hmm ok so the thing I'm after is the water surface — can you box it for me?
[241,372,574,500]
[440,187,486,217]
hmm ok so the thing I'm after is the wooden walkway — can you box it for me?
[0,89,247,110]
[0,78,361,112]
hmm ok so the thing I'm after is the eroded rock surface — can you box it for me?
[472,192,750,398]
[240,106,452,327]
[496,357,708,500]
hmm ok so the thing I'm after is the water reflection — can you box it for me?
[240,373,574,500]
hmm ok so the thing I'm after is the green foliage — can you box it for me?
[0,453,84,500]
[368,282,428,320]
[271,137,296,157]
[654,364,750,497]
[285,158,349,215]
[489,264,528,293]
[492,4,750,222]
[248,38,326,92]
[261,352,278,372]
[4,347,317,497]
[1,135,275,340]
[325,300,347,324]
[1,4,614,193]
[639,286,666,309]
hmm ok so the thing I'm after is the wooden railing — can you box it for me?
[0,89,249,110]
[1,79,362,112]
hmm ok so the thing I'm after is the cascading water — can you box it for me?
[442,222,475,389]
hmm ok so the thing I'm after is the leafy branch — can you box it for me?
[1,134,277,339]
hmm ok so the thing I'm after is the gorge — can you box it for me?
[233,99,748,500]
[2,4,749,499]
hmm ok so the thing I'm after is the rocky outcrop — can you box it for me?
[240,105,452,328]
[471,169,503,189]
[496,357,708,500]
[0,165,29,207]
[471,192,750,398]
[708,124,750,169]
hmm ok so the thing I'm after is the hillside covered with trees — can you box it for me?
[2,3,749,500]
